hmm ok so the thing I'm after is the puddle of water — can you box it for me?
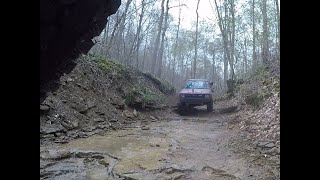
[61,127,170,178]
[62,133,137,154]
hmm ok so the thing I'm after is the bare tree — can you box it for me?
[157,0,170,77]
[275,0,280,59]
[243,38,248,74]
[151,0,165,74]
[214,0,235,90]
[193,0,201,79]
[252,0,257,70]
[229,0,236,81]
[135,0,147,68]
[172,0,181,83]
[261,0,269,65]
[125,0,147,68]
[142,34,149,71]
[106,10,122,55]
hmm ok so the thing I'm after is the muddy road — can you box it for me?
[40,107,279,180]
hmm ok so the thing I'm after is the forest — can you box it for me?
[90,0,280,96]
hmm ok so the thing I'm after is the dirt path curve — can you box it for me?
[40,107,277,180]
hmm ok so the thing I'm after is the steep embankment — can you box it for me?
[215,66,280,177]
[233,67,279,149]
[40,54,175,145]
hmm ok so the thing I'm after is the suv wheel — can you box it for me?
[207,102,213,112]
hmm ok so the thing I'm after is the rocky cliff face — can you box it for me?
[40,0,121,102]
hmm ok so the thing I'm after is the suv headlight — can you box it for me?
[205,94,210,98]
[180,94,185,98]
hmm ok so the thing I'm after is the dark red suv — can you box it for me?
[177,79,214,112]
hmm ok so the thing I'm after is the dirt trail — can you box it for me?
[40,107,278,180]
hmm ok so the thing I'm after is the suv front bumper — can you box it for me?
[179,98,212,106]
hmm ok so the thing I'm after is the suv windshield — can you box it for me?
[184,80,209,89]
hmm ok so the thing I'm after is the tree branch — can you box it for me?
[168,4,187,9]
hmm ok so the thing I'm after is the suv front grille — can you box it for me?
[185,94,204,98]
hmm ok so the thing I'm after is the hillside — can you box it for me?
[214,64,280,176]
[40,54,175,145]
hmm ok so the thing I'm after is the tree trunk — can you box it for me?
[123,20,133,65]
[244,38,248,74]
[107,11,122,55]
[157,0,170,78]
[212,48,216,85]
[142,35,148,72]
[193,0,200,79]
[261,0,269,66]
[172,0,181,83]
[104,18,110,56]
[223,51,228,90]
[252,0,257,70]
[275,0,280,59]
[132,0,146,68]
[151,0,165,74]
[214,0,230,91]
[229,0,235,81]
[118,0,133,64]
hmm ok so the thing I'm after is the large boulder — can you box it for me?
[40,0,121,102]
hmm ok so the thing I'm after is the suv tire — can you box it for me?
[207,102,213,112]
